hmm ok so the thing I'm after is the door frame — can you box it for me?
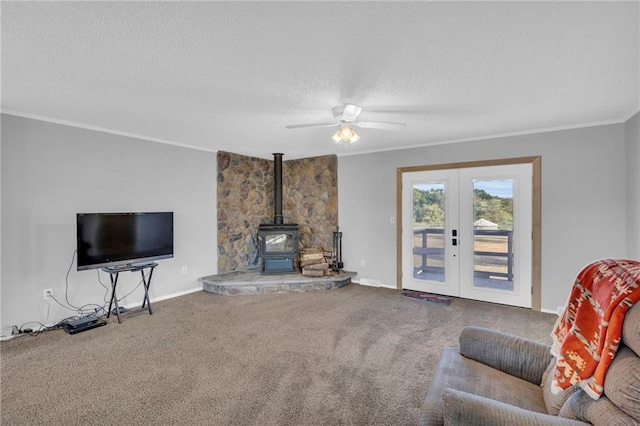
[396,156,542,311]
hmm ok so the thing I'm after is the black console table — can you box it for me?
[102,263,157,323]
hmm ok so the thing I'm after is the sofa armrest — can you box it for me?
[459,326,553,385]
[442,388,589,426]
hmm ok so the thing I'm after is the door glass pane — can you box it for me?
[472,180,514,291]
[412,183,445,282]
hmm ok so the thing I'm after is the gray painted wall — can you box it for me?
[1,114,217,333]
[338,123,628,312]
[626,112,640,259]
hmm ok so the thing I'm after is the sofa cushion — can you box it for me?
[541,358,580,416]
[558,390,637,426]
[442,388,589,426]
[419,347,547,426]
[622,302,640,356]
[602,345,640,421]
[459,326,553,385]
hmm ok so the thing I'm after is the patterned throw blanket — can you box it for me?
[551,258,640,399]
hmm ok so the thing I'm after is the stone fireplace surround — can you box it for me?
[216,151,338,274]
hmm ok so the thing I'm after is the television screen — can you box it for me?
[77,212,173,271]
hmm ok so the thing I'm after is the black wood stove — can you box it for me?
[258,153,299,274]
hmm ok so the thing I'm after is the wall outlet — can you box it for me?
[181,266,188,274]
[42,288,53,300]
[360,259,366,267]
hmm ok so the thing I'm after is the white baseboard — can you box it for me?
[151,286,203,303]
[356,278,380,287]
[354,279,396,290]
[378,283,397,289]
[120,286,203,309]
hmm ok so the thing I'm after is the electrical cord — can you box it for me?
[49,293,107,319]
[17,320,62,336]
[44,293,52,328]
[96,269,110,298]
[64,250,82,310]
[96,268,147,308]
[49,293,81,312]
[11,250,106,338]
[117,272,147,302]
[11,250,152,339]
[61,250,113,316]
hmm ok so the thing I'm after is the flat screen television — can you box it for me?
[77,212,174,271]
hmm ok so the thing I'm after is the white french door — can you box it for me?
[402,169,460,295]
[401,163,533,308]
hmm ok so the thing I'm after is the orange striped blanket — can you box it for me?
[551,258,640,399]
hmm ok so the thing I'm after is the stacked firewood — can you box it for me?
[300,247,333,277]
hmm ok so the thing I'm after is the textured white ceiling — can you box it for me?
[2,1,639,159]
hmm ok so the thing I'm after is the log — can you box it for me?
[301,268,324,277]
[300,247,332,275]
[301,247,323,254]
[300,257,325,267]
[301,252,323,260]
[304,262,329,271]
[300,247,326,267]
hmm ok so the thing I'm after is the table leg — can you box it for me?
[141,268,154,314]
[107,272,122,324]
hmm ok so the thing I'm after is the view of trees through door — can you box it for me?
[412,180,515,291]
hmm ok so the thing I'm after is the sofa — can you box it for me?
[419,302,640,425]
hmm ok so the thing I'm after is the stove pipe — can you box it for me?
[273,153,284,225]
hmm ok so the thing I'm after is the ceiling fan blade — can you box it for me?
[353,121,407,130]
[366,104,478,115]
[285,122,339,129]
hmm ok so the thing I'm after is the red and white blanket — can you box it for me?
[551,258,640,399]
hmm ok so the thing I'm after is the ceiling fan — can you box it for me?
[285,104,407,144]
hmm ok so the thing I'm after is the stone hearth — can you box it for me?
[200,270,356,296]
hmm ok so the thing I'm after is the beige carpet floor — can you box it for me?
[1,285,557,425]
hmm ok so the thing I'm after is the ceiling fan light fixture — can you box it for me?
[332,125,360,144]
